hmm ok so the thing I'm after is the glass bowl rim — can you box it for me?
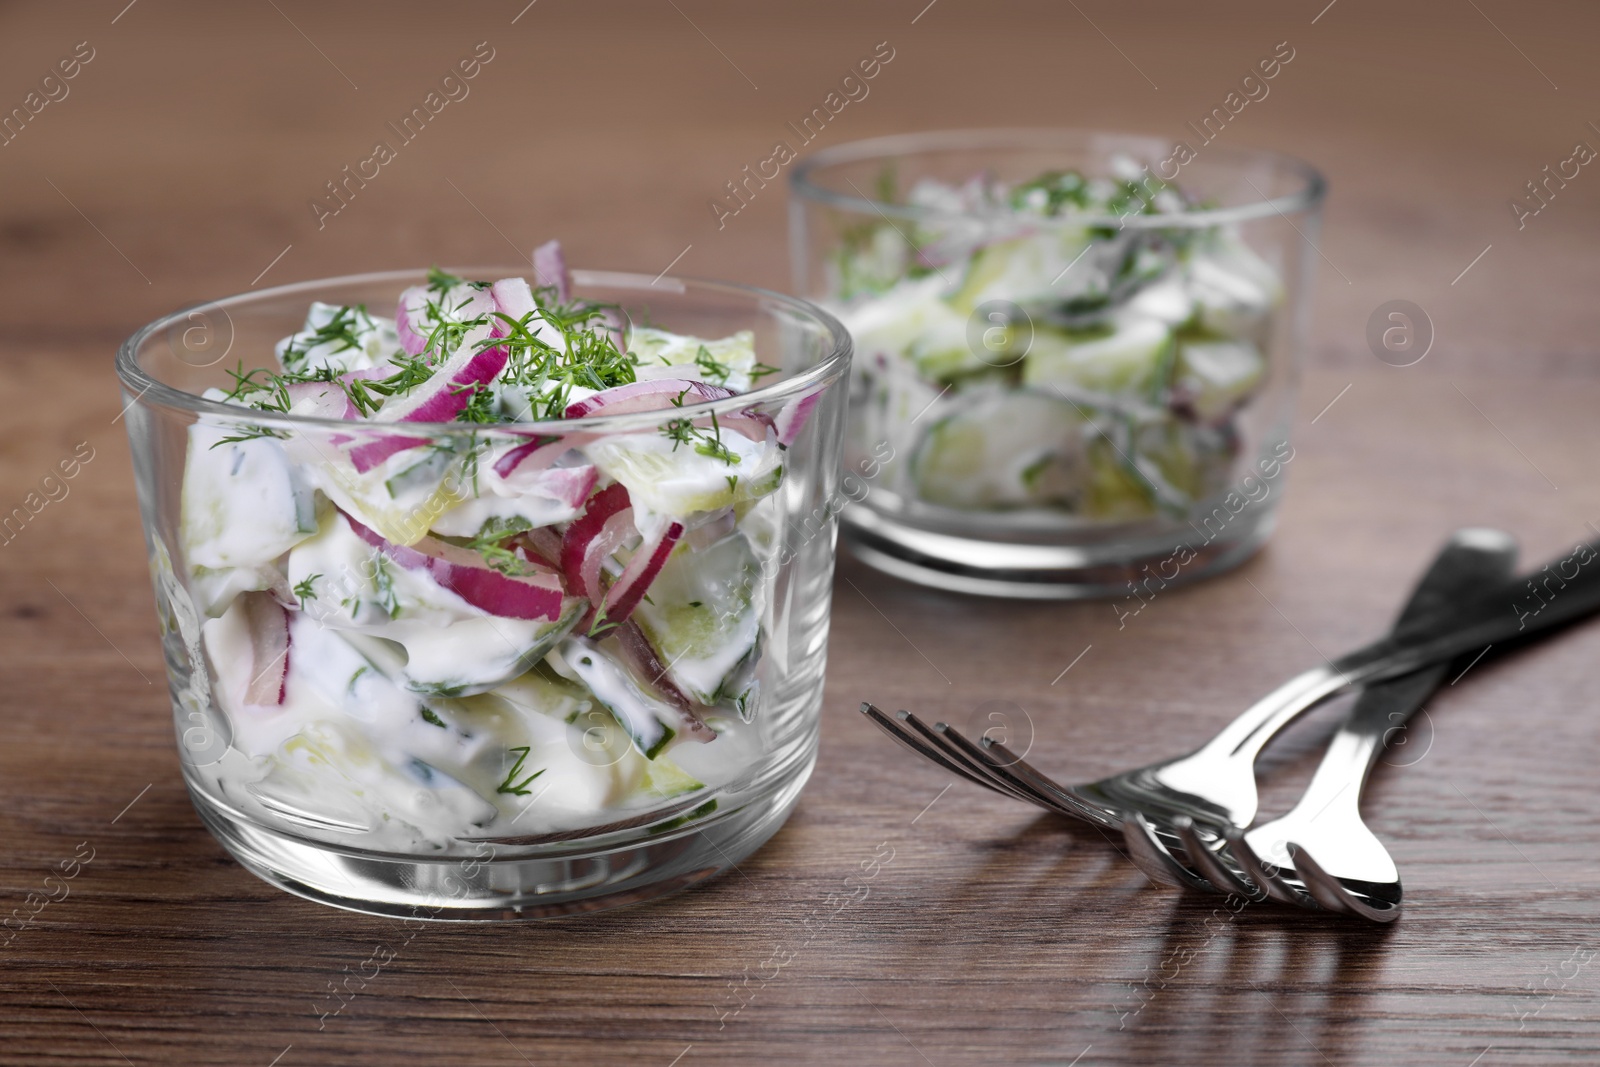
[115,267,853,435]
[788,127,1327,229]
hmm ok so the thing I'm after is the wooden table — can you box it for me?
[4,1,1600,1063]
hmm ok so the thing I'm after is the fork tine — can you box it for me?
[858,703,1017,798]
[892,709,1057,810]
[971,736,1121,829]
[1225,829,1314,907]
[1285,843,1357,915]
[1120,811,1214,891]
[1290,843,1402,923]
[932,722,1111,827]
[1173,816,1265,901]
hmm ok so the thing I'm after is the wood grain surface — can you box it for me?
[4,1,1600,1064]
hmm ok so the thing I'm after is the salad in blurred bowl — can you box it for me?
[791,129,1324,598]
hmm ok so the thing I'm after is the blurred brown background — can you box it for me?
[2,0,1598,370]
[6,2,1600,1065]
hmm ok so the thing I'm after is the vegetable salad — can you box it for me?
[179,244,812,848]
[831,164,1282,518]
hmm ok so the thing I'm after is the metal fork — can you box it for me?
[1153,529,1516,914]
[862,528,1600,903]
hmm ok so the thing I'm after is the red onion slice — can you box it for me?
[240,591,290,706]
[774,387,823,447]
[612,619,697,717]
[563,379,734,420]
[283,381,355,420]
[375,324,507,424]
[591,520,683,632]
[345,512,568,621]
[396,285,431,356]
[532,240,570,303]
[515,526,565,569]
[397,282,496,357]
[491,436,590,479]
[579,509,638,611]
[560,483,633,601]
[490,276,536,332]
[514,464,598,510]
[348,323,509,473]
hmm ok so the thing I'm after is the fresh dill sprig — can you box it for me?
[222,362,276,403]
[494,292,637,421]
[660,390,739,466]
[372,556,400,618]
[693,344,731,385]
[426,265,465,292]
[496,746,545,796]
[293,574,321,601]
[452,381,501,424]
[279,304,371,373]
[208,425,287,448]
[345,354,437,414]
[476,543,530,577]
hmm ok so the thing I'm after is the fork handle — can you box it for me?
[1208,534,1600,761]
[1278,533,1518,823]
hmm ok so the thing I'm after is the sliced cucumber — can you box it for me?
[384,600,583,697]
[639,755,705,800]
[584,429,782,518]
[1079,413,1232,520]
[182,423,317,573]
[1186,231,1282,338]
[1021,315,1174,399]
[911,391,1085,509]
[632,535,761,705]
[1173,338,1264,423]
[552,639,680,759]
[837,276,979,381]
[628,328,761,392]
[948,229,1096,314]
[1082,432,1158,520]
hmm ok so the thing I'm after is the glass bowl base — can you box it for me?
[842,506,1275,600]
[187,749,815,921]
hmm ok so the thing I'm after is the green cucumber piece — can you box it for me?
[911,391,1085,509]
[1021,317,1174,398]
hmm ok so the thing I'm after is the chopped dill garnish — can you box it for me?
[494,294,637,420]
[209,425,286,448]
[293,574,321,601]
[420,707,447,729]
[426,265,465,292]
[496,746,545,795]
[453,381,501,424]
[477,543,530,577]
[587,602,616,639]
[694,344,731,385]
[659,390,738,466]
[372,556,400,618]
[279,304,371,373]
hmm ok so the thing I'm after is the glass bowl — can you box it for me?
[116,267,851,920]
[789,128,1325,599]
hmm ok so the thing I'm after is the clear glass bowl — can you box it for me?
[790,129,1326,598]
[116,267,851,919]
